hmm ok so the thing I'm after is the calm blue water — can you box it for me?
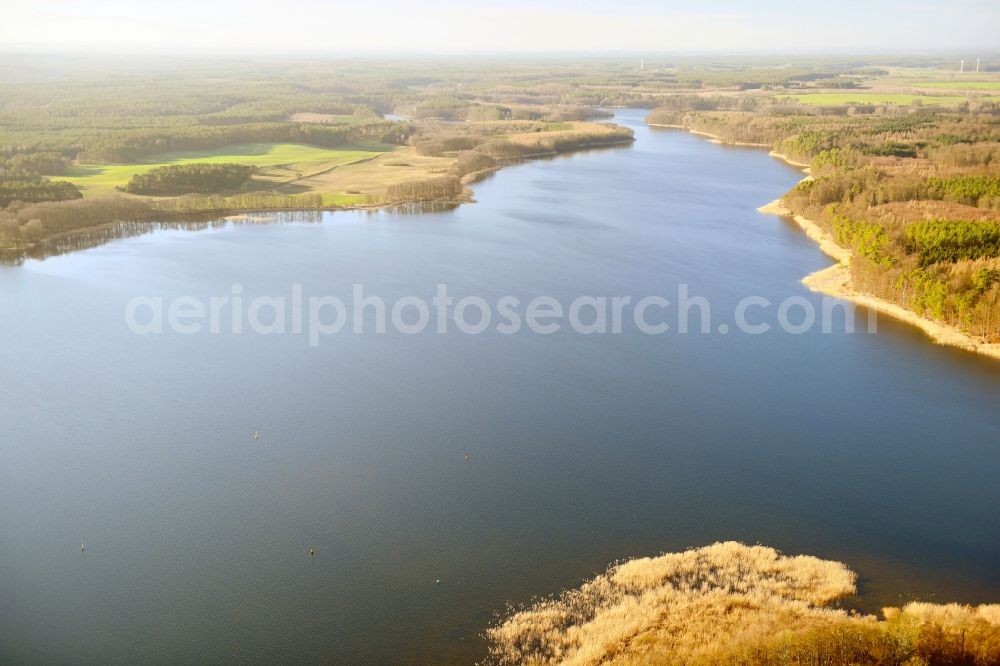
[1,109,998,664]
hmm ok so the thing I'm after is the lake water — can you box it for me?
[1,109,998,664]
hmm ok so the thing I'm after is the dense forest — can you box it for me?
[0,120,410,166]
[0,177,81,207]
[121,163,255,195]
[385,176,464,202]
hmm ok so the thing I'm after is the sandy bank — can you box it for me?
[767,150,812,171]
[757,198,1000,361]
[656,117,1000,362]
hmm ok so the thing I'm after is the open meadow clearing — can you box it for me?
[291,147,456,205]
[57,142,396,196]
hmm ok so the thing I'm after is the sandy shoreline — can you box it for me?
[652,120,1000,361]
[651,117,1000,361]
[756,197,1000,362]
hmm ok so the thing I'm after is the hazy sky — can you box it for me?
[2,0,997,55]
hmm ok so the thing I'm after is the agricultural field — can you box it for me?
[779,92,984,106]
[296,147,457,204]
[58,142,397,196]
[917,81,1000,90]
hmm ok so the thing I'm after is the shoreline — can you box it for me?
[490,541,1000,665]
[651,120,1000,361]
[757,183,1000,362]
[648,123,772,148]
[508,135,636,160]
[12,118,1000,361]
[3,136,635,263]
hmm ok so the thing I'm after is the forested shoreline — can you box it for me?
[0,117,632,259]
[2,56,997,283]
[646,102,1000,345]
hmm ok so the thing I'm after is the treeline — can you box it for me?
[412,120,566,157]
[0,191,328,250]
[121,163,255,195]
[785,171,1000,341]
[647,108,789,145]
[401,100,607,124]
[793,170,1000,212]
[74,120,410,164]
[0,151,72,176]
[645,95,760,114]
[793,205,1000,339]
[885,261,1000,336]
[198,101,379,125]
[150,192,324,214]
[831,215,894,267]
[789,203,1000,339]
[415,136,482,157]
[414,122,633,160]
[1,120,411,168]
[926,175,1000,207]
[904,219,1000,265]
[0,197,156,248]
[0,177,82,208]
[644,107,1000,165]
[384,176,463,202]
[450,150,497,178]
[830,212,1000,269]
[479,123,634,159]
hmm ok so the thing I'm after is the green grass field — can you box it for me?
[781,93,975,106]
[321,193,371,206]
[916,81,1000,90]
[59,143,395,195]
